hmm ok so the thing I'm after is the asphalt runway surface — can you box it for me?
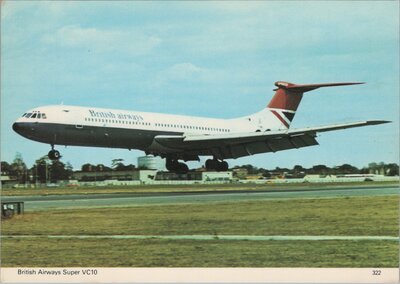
[2,185,398,212]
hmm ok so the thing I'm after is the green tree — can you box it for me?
[385,163,399,176]
[96,164,112,172]
[336,164,359,174]
[1,161,11,175]
[82,163,96,172]
[34,156,50,183]
[241,164,259,174]
[310,165,331,175]
[112,159,124,168]
[291,165,306,178]
[49,160,72,182]
[10,153,28,183]
[114,163,136,171]
[65,162,74,174]
[293,165,306,173]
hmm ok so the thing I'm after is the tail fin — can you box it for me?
[267,81,364,128]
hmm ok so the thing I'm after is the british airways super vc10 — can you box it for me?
[12,81,389,173]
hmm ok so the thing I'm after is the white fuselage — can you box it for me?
[13,105,287,156]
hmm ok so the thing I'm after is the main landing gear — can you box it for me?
[205,158,229,171]
[166,158,189,174]
[48,145,61,161]
[165,157,229,173]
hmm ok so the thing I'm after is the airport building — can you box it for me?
[72,169,158,182]
[1,175,18,188]
[71,169,233,185]
[155,171,232,182]
[137,155,166,170]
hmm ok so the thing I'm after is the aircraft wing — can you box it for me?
[150,120,390,160]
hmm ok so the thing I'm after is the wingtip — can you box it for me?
[367,120,391,125]
[332,82,365,86]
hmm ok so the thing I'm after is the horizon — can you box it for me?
[1,153,397,172]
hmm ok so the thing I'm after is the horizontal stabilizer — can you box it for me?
[288,120,391,134]
[274,81,364,93]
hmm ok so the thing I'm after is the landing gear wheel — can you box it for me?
[219,161,229,171]
[166,158,177,172]
[166,158,189,174]
[48,150,61,161]
[205,159,216,171]
[205,159,229,171]
[176,162,189,174]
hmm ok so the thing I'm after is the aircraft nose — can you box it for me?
[12,122,20,132]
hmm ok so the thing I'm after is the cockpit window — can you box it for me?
[31,113,37,118]
[42,113,47,119]
[22,113,27,117]
[37,113,41,119]
[25,113,33,118]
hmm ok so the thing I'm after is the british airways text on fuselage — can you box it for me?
[89,109,144,121]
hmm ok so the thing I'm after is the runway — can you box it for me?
[3,185,398,212]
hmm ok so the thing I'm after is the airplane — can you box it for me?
[12,81,389,173]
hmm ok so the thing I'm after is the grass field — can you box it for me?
[1,194,398,267]
[2,238,397,267]
[2,196,397,236]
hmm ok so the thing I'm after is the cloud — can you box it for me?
[162,62,205,81]
[42,25,162,55]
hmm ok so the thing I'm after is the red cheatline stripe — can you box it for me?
[270,110,290,128]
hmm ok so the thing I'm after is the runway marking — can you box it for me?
[1,235,398,241]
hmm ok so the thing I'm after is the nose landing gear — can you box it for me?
[48,145,61,161]
[205,158,229,171]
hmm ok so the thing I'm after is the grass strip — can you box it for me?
[2,196,398,237]
[1,238,397,267]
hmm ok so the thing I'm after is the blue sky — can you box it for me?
[1,1,399,170]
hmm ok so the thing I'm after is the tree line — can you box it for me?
[1,153,73,183]
[0,155,141,183]
[233,162,399,178]
[1,153,399,183]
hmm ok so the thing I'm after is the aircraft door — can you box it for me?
[257,118,265,131]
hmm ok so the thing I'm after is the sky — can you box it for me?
[1,1,399,170]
